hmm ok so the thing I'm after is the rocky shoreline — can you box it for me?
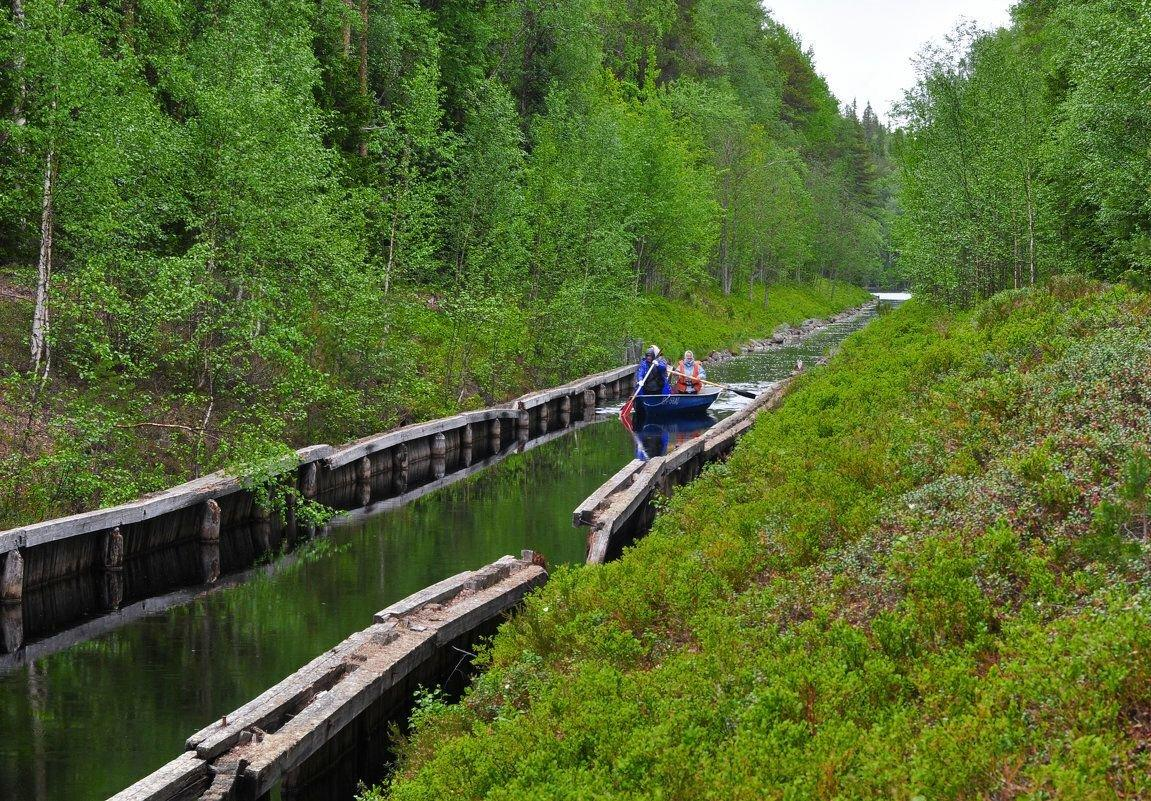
[703,300,879,365]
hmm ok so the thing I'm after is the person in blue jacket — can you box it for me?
[634,346,670,395]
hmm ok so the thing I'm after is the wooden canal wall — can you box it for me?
[109,553,548,801]
[0,365,632,656]
[573,299,878,562]
[575,378,795,564]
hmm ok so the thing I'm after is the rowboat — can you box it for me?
[633,386,722,418]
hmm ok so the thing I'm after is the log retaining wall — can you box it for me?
[0,366,631,655]
[576,379,795,564]
[109,553,548,801]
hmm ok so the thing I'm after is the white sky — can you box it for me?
[764,1,1015,121]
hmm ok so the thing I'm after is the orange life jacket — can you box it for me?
[676,360,701,393]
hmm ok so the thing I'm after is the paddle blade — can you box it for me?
[620,396,635,420]
[734,388,757,399]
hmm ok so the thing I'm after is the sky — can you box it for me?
[764,1,1014,122]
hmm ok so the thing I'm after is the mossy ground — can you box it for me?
[374,277,1151,800]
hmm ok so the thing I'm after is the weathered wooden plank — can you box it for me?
[460,556,516,594]
[241,561,544,797]
[514,366,633,410]
[660,438,705,475]
[324,409,518,470]
[572,459,645,527]
[373,571,475,623]
[587,524,611,565]
[0,445,332,555]
[190,625,397,759]
[106,752,211,801]
[598,460,664,539]
[241,632,438,798]
[434,566,547,644]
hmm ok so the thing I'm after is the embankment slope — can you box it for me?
[378,278,1151,799]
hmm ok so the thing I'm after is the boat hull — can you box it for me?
[633,387,721,418]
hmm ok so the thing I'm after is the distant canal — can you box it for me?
[0,306,881,801]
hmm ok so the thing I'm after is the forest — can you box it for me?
[0,0,889,525]
[374,3,1151,795]
[894,0,1151,304]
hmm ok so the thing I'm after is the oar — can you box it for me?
[621,352,660,420]
[668,370,758,400]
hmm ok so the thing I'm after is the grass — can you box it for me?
[0,279,867,529]
[372,276,1151,800]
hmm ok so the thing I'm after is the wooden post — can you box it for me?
[516,408,530,442]
[461,425,474,467]
[1,551,23,604]
[252,500,271,559]
[431,433,447,480]
[596,384,606,404]
[299,462,319,538]
[356,455,373,506]
[300,462,318,500]
[489,418,502,452]
[201,499,221,585]
[559,396,571,415]
[100,572,124,611]
[0,602,21,653]
[392,444,409,493]
[102,526,124,572]
[201,500,221,543]
[583,389,597,421]
[392,444,408,473]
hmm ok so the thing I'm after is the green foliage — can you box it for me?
[0,0,884,523]
[379,284,1151,798]
[895,1,1151,303]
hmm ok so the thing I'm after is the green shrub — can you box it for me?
[377,285,1151,799]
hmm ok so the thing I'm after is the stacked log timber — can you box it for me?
[109,553,548,801]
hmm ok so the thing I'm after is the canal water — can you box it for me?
[0,307,879,801]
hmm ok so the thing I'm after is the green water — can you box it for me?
[0,306,878,801]
[0,423,634,801]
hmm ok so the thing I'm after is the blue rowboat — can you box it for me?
[633,386,721,418]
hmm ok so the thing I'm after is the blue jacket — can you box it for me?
[635,357,670,395]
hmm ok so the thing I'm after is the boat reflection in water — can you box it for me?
[633,415,716,460]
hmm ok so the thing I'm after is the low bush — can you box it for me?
[373,281,1151,799]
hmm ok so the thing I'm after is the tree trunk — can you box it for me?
[3,0,27,148]
[341,0,354,55]
[1012,234,1021,290]
[1024,166,1037,286]
[385,202,398,295]
[31,148,56,378]
[357,0,369,158]
[633,237,646,295]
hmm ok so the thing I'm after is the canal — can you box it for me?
[0,307,878,801]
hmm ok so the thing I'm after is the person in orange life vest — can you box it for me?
[674,350,706,394]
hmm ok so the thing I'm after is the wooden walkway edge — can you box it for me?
[109,554,548,801]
